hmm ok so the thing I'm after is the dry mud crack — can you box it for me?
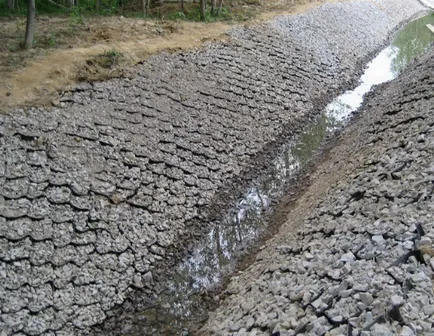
[0,0,431,335]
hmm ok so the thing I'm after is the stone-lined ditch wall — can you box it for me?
[0,0,427,334]
[200,45,434,336]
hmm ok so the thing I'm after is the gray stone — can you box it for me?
[372,235,385,244]
[410,272,427,283]
[400,326,415,336]
[340,251,356,263]
[360,292,374,306]
[424,305,434,316]
[371,323,393,336]
[245,317,255,330]
[419,237,432,246]
[353,283,369,292]
[2,1,433,335]
[391,295,404,307]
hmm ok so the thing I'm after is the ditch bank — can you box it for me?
[200,42,434,336]
[118,12,434,336]
[0,0,430,335]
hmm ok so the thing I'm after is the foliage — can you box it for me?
[1,0,245,21]
[0,0,121,16]
[0,0,66,15]
[100,48,123,68]
[0,0,261,54]
[34,32,57,48]
[165,5,231,22]
[69,6,84,26]
[76,48,125,82]
[166,11,186,21]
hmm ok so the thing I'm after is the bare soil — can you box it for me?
[0,0,343,112]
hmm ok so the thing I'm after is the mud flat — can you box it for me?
[0,0,429,335]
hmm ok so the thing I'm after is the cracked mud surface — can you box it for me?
[200,47,434,336]
[0,0,428,335]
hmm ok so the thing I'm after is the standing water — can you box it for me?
[129,14,434,335]
[328,13,434,122]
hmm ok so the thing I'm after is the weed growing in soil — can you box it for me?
[69,6,85,26]
[76,48,126,82]
[34,33,58,48]
[101,49,123,68]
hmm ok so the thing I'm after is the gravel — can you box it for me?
[199,46,434,336]
[0,0,428,335]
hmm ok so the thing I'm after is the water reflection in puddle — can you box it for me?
[137,14,434,335]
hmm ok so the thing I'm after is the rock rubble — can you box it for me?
[0,0,427,334]
[200,46,434,336]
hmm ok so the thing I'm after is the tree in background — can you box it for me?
[0,0,230,48]
[7,0,14,10]
[199,0,205,20]
[24,0,35,49]
[210,0,215,15]
[216,0,223,15]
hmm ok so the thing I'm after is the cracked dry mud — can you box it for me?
[0,0,429,335]
[200,46,434,336]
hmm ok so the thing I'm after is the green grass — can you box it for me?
[34,32,58,48]
[1,0,242,22]
[0,0,67,16]
[165,6,232,22]
[75,48,125,82]
[0,0,121,17]
[99,48,123,68]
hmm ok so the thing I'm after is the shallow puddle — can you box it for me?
[134,13,434,335]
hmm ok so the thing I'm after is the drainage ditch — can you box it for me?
[126,13,434,335]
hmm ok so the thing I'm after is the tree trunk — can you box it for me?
[180,0,184,12]
[24,0,35,50]
[142,0,148,15]
[211,0,216,16]
[216,0,223,15]
[7,0,15,11]
[199,0,205,21]
[96,0,100,12]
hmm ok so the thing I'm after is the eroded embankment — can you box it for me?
[200,48,434,336]
[0,0,428,335]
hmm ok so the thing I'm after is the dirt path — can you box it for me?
[0,0,344,112]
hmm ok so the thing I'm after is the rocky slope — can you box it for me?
[200,47,434,336]
[0,0,428,335]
